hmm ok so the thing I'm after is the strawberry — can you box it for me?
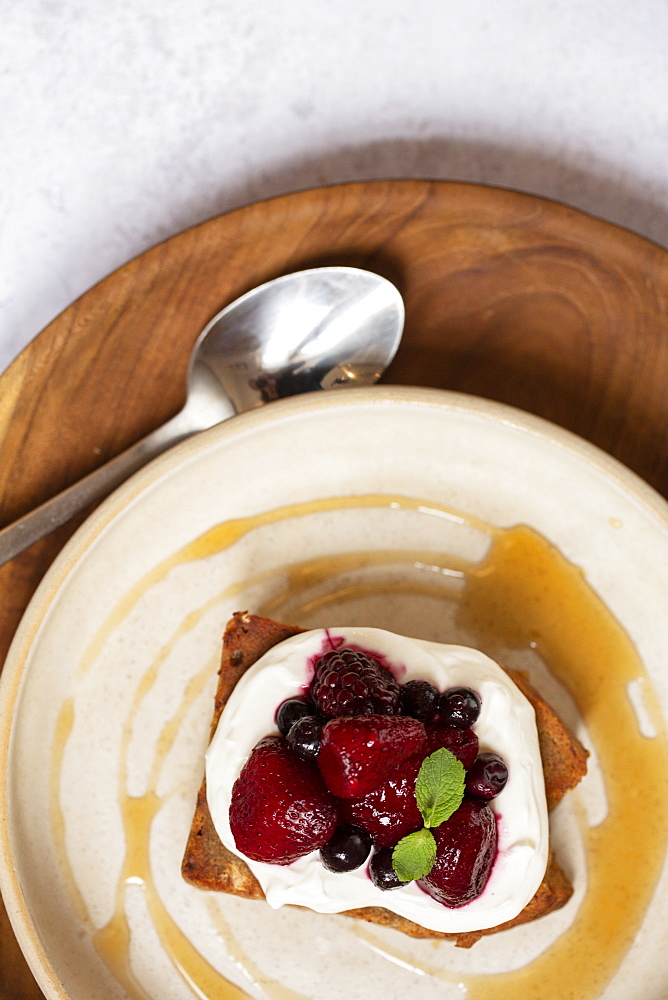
[425,722,479,769]
[229,735,339,864]
[338,723,478,845]
[340,752,424,846]
[318,715,426,799]
[417,798,497,906]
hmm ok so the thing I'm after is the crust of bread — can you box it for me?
[182,612,588,947]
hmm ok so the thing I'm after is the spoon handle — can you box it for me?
[0,403,228,567]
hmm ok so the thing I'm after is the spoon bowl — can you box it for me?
[0,267,404,565]
[195,266,404,413]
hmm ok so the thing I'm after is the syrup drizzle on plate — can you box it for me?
[49,494,667,1000]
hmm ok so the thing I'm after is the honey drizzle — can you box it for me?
[53,617,253,997]
[456,527,668,1000]
[94,788,251,1000]
[351,923,460,983]
[49,698,89,922]
[49,494,668,1000]
[107,590,258,1000]
[205,900,310,1000]
[275,528,668,998]
[93,643,252,1000]
[75,495,480,683]
[260,547,468,620]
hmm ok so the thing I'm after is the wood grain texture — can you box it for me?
[1,179,667,999]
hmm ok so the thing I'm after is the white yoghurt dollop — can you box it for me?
[206,627,549,934]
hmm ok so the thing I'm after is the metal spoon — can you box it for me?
[0,266,404,567]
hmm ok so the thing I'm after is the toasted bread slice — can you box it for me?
[182,612,588,947]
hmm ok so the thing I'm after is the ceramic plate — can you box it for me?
[1,387,668,1000]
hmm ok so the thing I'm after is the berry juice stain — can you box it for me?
[50,493,668,1000]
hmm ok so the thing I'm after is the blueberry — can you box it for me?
[369,846,409,890]
[439,687,481,729]
[400,679,440,720]
[465,753,508,800]
[276,696,314,737]
[320,824,372,872]
[286,715,324,761]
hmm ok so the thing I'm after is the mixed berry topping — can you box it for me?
[286,715,324,761]
[439,686,482,729]
[340,751,424,846]
[320,823,372,872]
[276,696,314,736]
[318,714,426,798]
[309,647,400,718]
[229,638,508,909]
[465,752,509,800]
[229,735,338,864]
[400,678,440,720]
[417,798,497,907]
[424,721,479,768]
[369,845,409,890]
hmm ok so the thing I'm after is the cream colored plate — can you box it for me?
[1,387,668,1000]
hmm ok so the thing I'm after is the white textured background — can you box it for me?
[2,0,668,373]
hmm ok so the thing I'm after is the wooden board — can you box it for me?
[1,179,667,998]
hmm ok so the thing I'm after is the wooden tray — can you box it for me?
[1,179,667,998]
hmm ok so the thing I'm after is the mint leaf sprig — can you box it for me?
[392,827,436,881]
[391,747,465,883]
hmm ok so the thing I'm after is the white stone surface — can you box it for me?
[2,0,668,373]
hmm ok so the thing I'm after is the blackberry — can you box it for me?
[309,647,400,719]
